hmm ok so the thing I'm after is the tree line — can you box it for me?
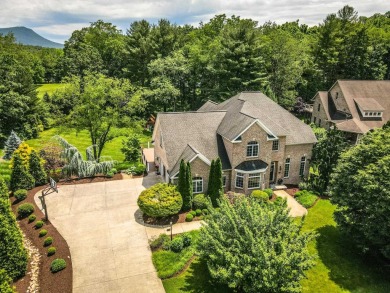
[1,5,389,146]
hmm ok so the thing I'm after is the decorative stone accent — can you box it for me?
[19,226,41,293]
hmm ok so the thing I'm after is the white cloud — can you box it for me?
[0,0,388,43]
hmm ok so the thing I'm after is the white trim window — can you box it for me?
[272,140,279,151]
[192,177,203,193]
[246,141,259,157]
[248,173,261,189]
[299,156,306,177]
[222,175,227,187]
[235,172,244,189]
[284,158,291,178]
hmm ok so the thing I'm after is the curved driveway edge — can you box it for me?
[34,175,164,293]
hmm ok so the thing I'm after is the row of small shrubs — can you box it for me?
[150,233,192,253]
[250,188,273,201]
[295,190,318,208]
[185,209,208,222]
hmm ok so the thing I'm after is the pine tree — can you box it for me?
[2,131,21,160]
[29,150,47,186]
[10,153,34,192]
[207,160,216,202]
[186,162,193,208]
[178,160,191,211]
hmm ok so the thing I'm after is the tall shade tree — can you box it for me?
[330,126,390,259]
[311,127,348,194]
[198,197,315,292]
[68,73,143,160]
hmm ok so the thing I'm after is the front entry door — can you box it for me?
[269,161,276,183]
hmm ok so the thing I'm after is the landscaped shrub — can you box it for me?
[202,209,209,215]
[2,131,21,160]
[17,203,34,218]
[162,239,171,251]
[29,150,47,186]
[0,269,15,293]
[298,180,311,191]
[35,221,44,229]
[47,247,56,256]
[192,193,209,210]
[189,210,197,216]
[28,214,36,223]
[137,183,182,217]
[264,188,273,198]
[111,168,117,174]
[185,214,193,222]
[106,170,114,178]
[170,237,184,253]
[39,229,48,237]
[14,189,27,201]
[195,209,202,216]
[121,135,141,162]
[150,234,170,250]
[126,163,145,176]
[50,258,66,273]
[182,234,192,247]
[43,237,53,247]
[10,153,35,191]
[251,190,269,201]
[295,190,318,208]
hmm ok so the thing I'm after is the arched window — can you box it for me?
[246,141,259,157]
[192,177,203,193]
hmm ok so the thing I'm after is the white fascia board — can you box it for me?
[232,119,278,142]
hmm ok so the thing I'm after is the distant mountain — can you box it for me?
[0,26,64,48]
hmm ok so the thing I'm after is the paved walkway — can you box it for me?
[34,174,165,293]
[145,221,203,239]
[274,190,307,217]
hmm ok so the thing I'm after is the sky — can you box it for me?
[0,0,388,44]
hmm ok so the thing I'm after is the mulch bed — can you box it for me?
[11,186,72,293]
[10,173,124,292]
[143,211,202,226]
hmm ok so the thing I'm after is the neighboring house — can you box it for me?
[311,80,390,143]
[153,92,317,195]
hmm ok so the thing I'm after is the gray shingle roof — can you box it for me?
[156,111,227,172]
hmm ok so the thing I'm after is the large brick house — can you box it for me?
[153,92,317,195]
[311,80,390,143]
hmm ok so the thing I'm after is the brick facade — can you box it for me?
[311,93,330,128]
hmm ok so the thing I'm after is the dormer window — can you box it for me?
[246,141,259,157]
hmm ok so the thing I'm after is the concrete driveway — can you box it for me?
[35,175,164,293]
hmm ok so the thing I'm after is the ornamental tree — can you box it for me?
[2,131,21,160]
[198,197,315,292]
[121,135,141,162]
[330,126,390,259]
[207,158,223,207]
[10,153,34,192]
[178,160,192,211]
[28,150,47,186]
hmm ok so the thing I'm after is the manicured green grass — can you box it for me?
[295,190,318,208]
[36,83,67,98]
[301,200,390,293]
[153,231,200,279]
[161,200,390,293]
[25,127,152,164]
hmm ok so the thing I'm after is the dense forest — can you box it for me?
[0,5,389,145]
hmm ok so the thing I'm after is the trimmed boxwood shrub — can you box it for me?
[106,171,114,178]
[111,168,118,174]
[170,237,184,252]
[192,193,209,210]
[14,189,27,201]
[50,258,66,273]
[137,183,182,217]
[28,214,36,223]
[47,247,56,256]
[17,203,34,218]
[149,234,170,250]
[251,190,269,201]
[43,237,53,247]
[189,210,197,216]
[39,229,48,237]
[186,214,193,222]
[195,209,202,216]
[35,221,44,229]
[202,209,209,215]
[182,234,192,247]
[0,269,14,293]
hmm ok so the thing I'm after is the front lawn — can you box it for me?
[159,199,390,293]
